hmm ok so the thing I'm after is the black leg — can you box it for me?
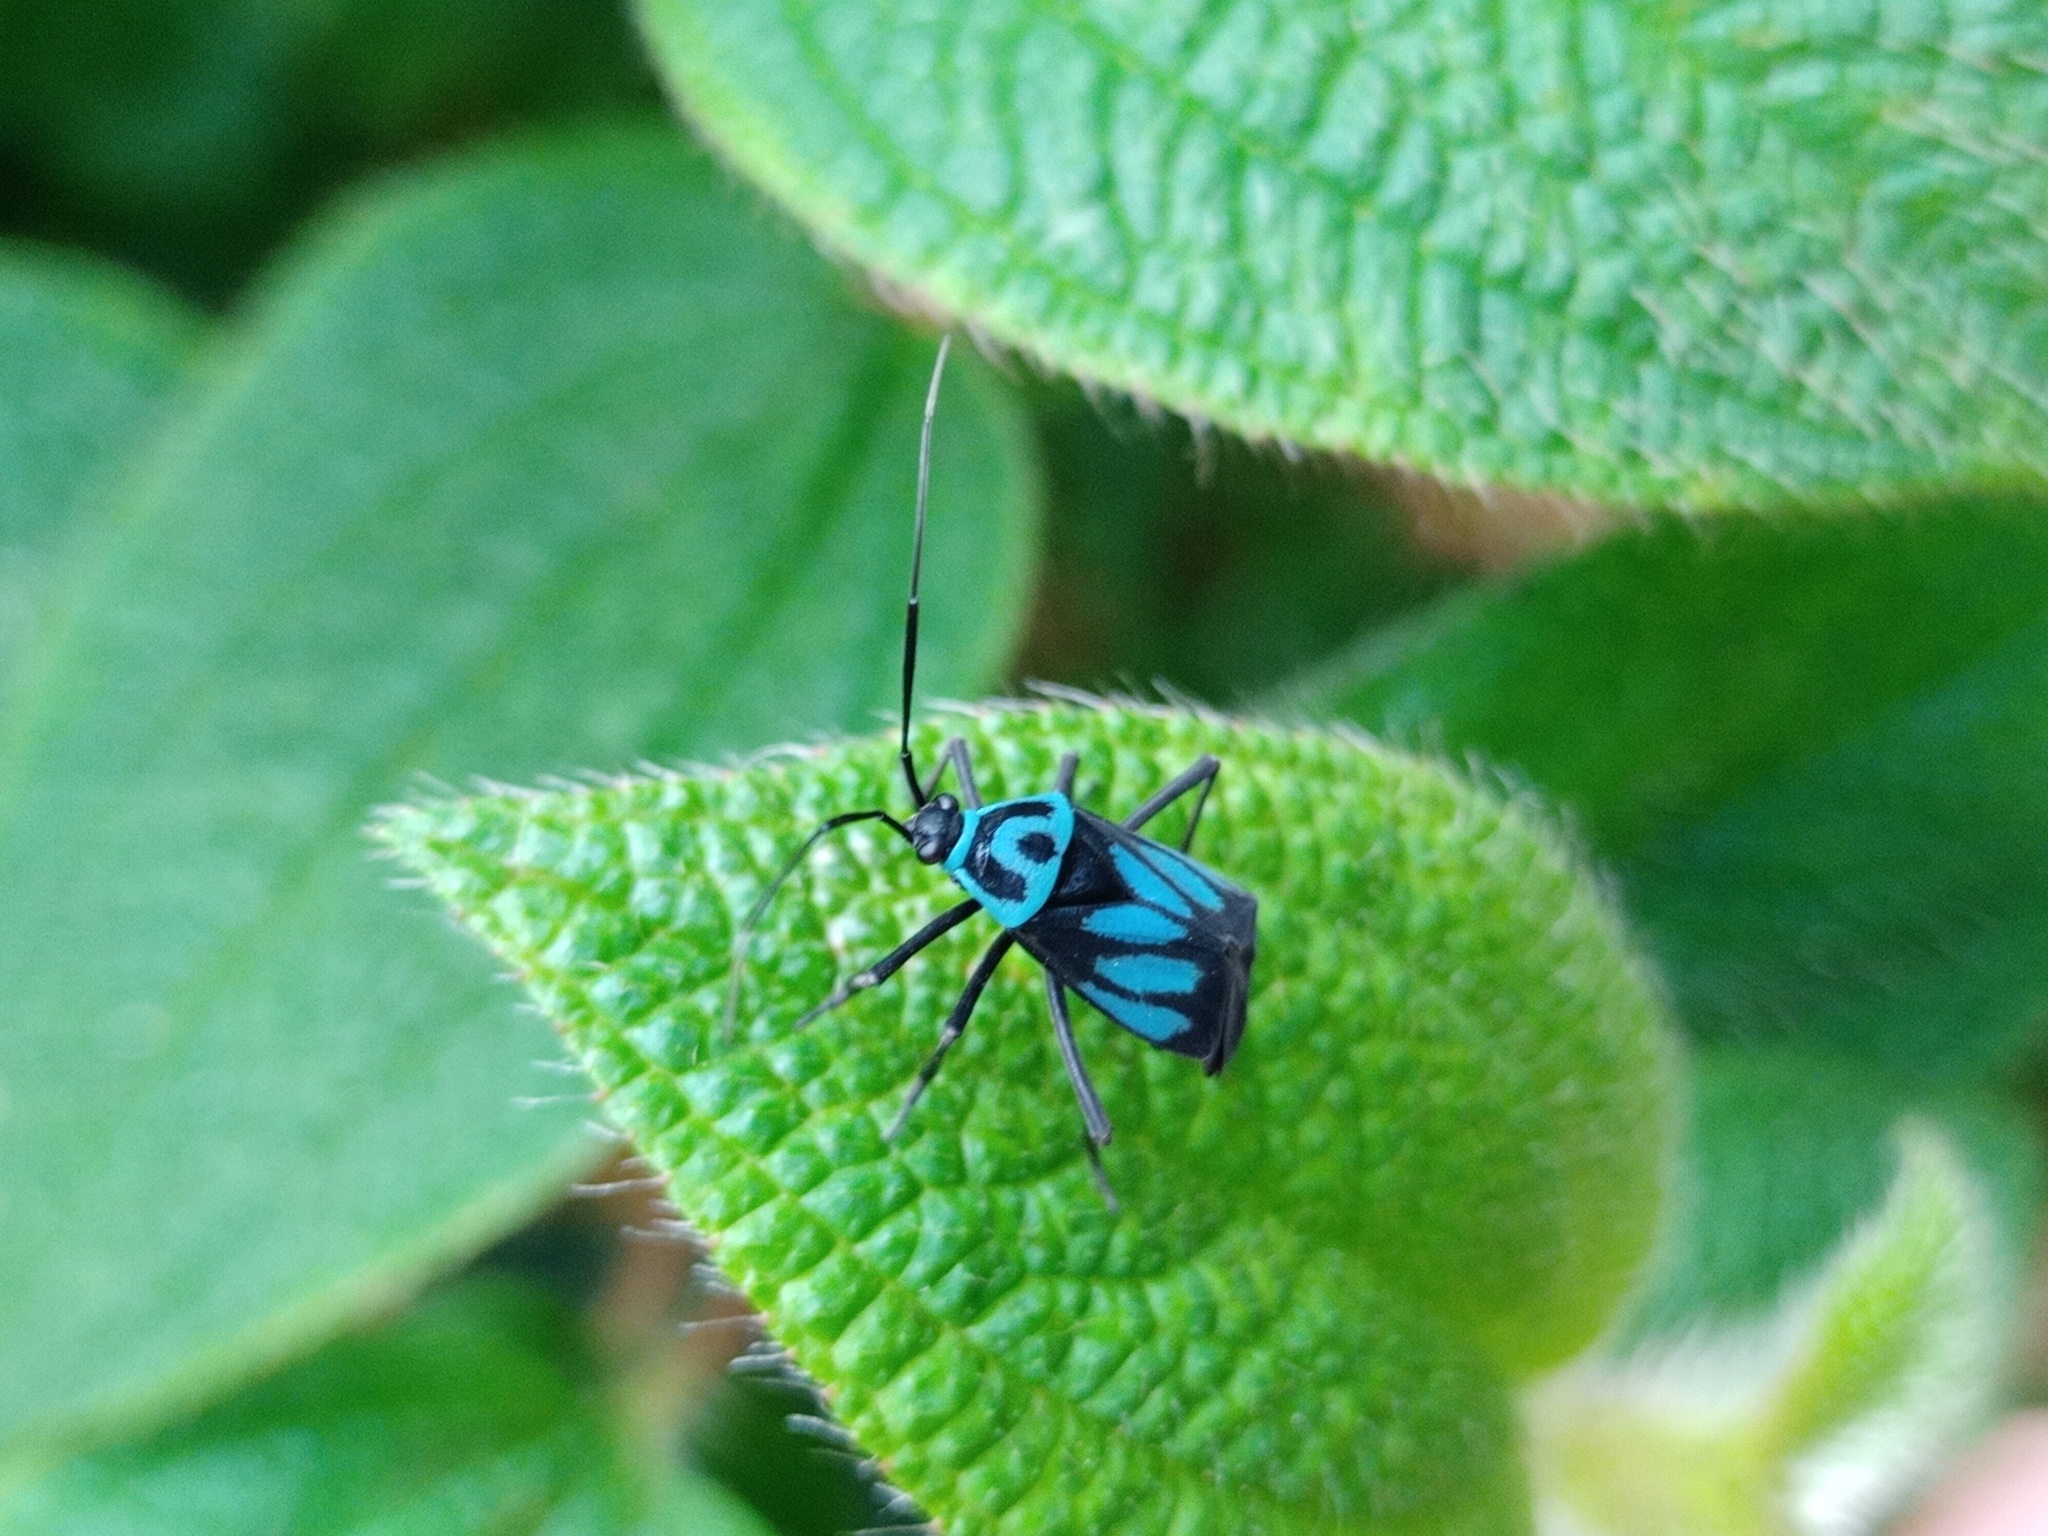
[1047,978,1120,1211]
[1052,751,1078,797]
[1044,975,1113,1144]
[949,737,982,807]
[794,898,980,1029]
[1121,754,1219,852]
[1079,1134,1120,1214]
[917,735,982,808]
[885,932,1015,1141]
[945,737,983,808]
[723,806,917,1036]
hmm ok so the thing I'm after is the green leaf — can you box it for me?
[1525,1050,2040,1536]
[0,1275,774,1536]
[637,0,2048,507]
[692,1351,932,1536]
[1623,1048,2042,1344]
[1024,380,1457,703]
[1297,501,2048,1076]
[0,0,656,295]
[0,244,198,711]
[0,124,1039,1456]
[378,701,1677,1534]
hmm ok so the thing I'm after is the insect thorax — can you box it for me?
[942,794,1077,928]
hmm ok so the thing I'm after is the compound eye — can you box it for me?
[934,793,958,812]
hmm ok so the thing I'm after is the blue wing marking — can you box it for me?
[1141,843,1228,912]
[1108,843,1192,918]
[1082,905,1187,944]
[1094,952,1201,996]
[1077,981,1192,1044]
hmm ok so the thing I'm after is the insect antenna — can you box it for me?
[723,334,955,1039]
[898,333,952,809]
[723,807,914,1037]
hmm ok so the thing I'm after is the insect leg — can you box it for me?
[885,932,1016,1141]
[921,736,982,808]
[1044,976,1113,1145]
[1079,1135,1120,1214]
[793,898,980,1030]
[1052,750,1078,797]
[1120,753,1220,851]
[724,807,917,1036]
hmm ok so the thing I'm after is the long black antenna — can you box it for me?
[899,333,951,808]
[725,337,955,1039]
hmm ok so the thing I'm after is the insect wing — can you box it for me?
[1018,813,1256,1074]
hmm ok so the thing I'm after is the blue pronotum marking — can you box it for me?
[946,795,1074,928]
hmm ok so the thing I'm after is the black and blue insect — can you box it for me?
[732,337,1257,1196]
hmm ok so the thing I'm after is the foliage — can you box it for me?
[1522,1047,2042,1534]
[1531,1121,2009,1536]
[0,0,658,296]
[1297,501,2048,1078]
[0,244,197,717]
[1025,386,1456,701]
[0,2,2043,1534]
[638,0,2048,507]
[376,703,1672,1533]
[0,127,1035,1462]
[0,1275,773,1536]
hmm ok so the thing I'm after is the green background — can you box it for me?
[2,0,2043,1531]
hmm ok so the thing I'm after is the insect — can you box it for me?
[729,336,1257,1201]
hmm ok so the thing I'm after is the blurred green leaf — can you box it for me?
[0,123,1040,1456]
[0,1275,774,1536]
[1298,503,2048,1075]
[1021,381,1456,702]
[1625,1048,2042,1343]
[0,0,656,297]
[379,702,1678,1533]
[639,0,2048,507]
[1528,1050,2041,1535]
[0,243,197,709]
